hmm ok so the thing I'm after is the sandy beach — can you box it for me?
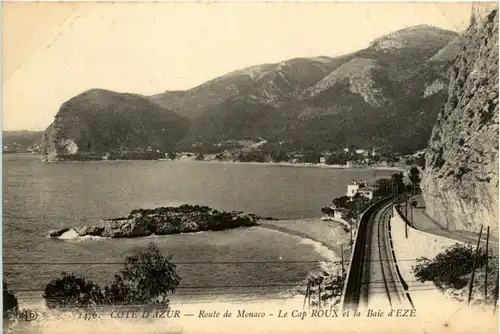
[259,218,352,258]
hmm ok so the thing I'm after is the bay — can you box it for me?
[2,154,394,306]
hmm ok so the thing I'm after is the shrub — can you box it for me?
[43,273,105,309]
[3,280,19,317]
[108,242,181,305]
[43,242,181,308]
[412,243,487,289]
[321,207,335,216]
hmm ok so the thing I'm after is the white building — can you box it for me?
[346,183,361,197]
[346,181,376,200]
[355,149,369,156]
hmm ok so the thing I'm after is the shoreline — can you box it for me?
[34,157,407,172]
[259,222,342,257]
[200,159,407,172]
[5,153,407,172]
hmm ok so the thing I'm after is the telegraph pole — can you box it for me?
[405,213,408,238]
[318,278,322,310]
[341,244,345,277]
[485,226,490,300]
[468,225,484,305]
[493,271,499,314]
[410,201,414,226]
[350,219,353,248]
[404,192,408,218]
[303,282,309,310]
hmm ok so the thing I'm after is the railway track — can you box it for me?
[359,201,410,309]
[342,198,413,312]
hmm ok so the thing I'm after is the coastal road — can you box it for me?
[358,201,412,310]
[408,195,499,255]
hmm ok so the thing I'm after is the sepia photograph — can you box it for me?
[2,1,499,333]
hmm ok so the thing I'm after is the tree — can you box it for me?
[375,178,392,197]
[391,172,405,194]
[325,153,348,166]
[332,196,350,209]
[43,273,105,309]
[3,280,18,317]
[321,207,335,216]
[408,166,421,195]
[115,242,181,305]
[302,151,321,164]
[43,242,181,308]
[270,150,289,163]
[350,194,370,212]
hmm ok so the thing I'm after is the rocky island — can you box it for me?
[49,204,274,238]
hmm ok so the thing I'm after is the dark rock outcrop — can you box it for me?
[49,205,273,238]
[422,6,499,237]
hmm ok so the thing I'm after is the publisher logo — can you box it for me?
[15,310,38,322]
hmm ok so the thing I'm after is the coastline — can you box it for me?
[259,220,344,257]
[166,158,408,172]
[5,153,407,172]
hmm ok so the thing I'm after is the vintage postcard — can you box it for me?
[1,1,499,333]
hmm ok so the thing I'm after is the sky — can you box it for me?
[2,2,477,131]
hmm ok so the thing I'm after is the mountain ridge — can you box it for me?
[42,24,461,158]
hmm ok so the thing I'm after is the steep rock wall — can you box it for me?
[422,7,499,237]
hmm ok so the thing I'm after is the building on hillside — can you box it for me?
[346,180,377,200]
[357,186,376,200]
[355,149,370,156]
[346,182,361,197]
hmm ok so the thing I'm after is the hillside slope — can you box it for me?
[2,131,44,153]
[165,25,459,153]
[42,25,461,157]
[422,8,499,237]
[42,89,189,160]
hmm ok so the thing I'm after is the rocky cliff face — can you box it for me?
[422,7,499,237]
